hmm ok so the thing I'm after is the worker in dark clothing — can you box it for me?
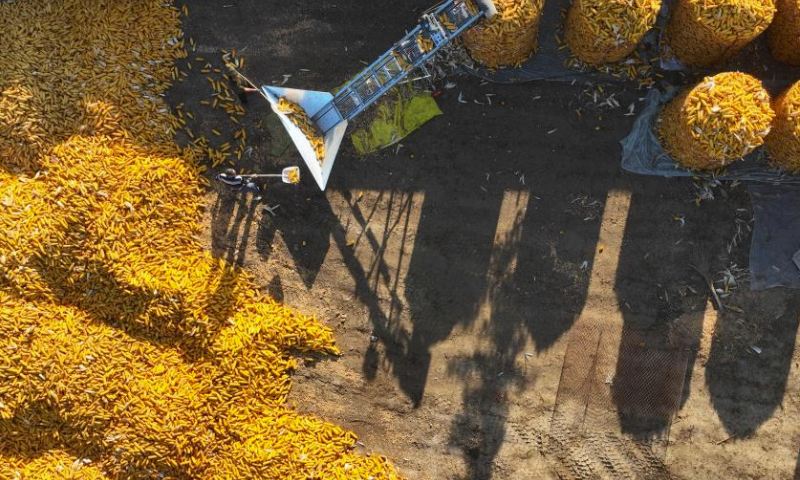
[227,72,258,105]
[238,86,259,105]
[217,168,260,195]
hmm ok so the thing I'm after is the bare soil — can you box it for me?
[174,1,800,478]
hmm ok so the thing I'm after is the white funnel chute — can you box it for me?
[262,86,347,190]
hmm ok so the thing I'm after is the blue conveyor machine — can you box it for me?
[261,0,497,189]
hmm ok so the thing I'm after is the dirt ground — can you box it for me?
[172,1,800,478]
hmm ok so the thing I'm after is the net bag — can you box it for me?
[765,81,800,172]
[665,0,775,67]
[461,0,546,69]
[767,0,800,65]
[565,0,661,65]
[658,72,774,170]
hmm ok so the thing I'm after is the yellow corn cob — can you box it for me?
[276,98,326,163]
[417,34,436,53]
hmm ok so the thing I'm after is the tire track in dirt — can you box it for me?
[527,190,683,480]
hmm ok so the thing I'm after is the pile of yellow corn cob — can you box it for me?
[767,0,800,65]
[565,0,661,66]
[461,0,546,69]
[658,72,775,170]
[665,0,776,67]
[0,1,401,479]
[276,97,326,164]
[765,81,800,172]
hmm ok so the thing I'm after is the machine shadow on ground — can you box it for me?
[209,169,800,479]
[185,0,800,477]
[613,181,800,444]
[208,157,606,480]
[200,78,800,480]
[610,182,735,440]
[705,289,800,438]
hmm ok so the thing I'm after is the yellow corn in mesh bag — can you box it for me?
[462,0,546,69]
[767,0,800,65]
[765,81,800,172]
[658,72,775,170]
[665,0,776,67]
[565,0,661,66]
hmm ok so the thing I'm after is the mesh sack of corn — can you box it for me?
[461,0,546,69]
[658,72,775,170]
[664,0,776,67]
[564,0,661,66]
[765,81,800,172]
[767,0,800,65]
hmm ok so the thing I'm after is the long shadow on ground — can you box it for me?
[706,290,799,438]
[610,180,740,438]
[612,181,800,447]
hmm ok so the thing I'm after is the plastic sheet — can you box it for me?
[620,88,800,183]
[350,92,442,155]
[749,185,800,289]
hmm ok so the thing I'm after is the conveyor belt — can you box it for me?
[311,0,492,133]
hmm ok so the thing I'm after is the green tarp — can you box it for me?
[351,92,442,155]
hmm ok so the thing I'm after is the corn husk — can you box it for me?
[658,72,775,170]
[565,0,661,65]
[665,0,776,67]
[767,0,800,65]
[462,0,546,69]
[765,81,800,172]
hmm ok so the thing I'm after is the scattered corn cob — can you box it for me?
[565,0,661,66]
[0,1,401,478]
[658,72,775,170]
[462,0,546,69]
[765,81,800,172]
[276,97,326,163]
[767,0,800,65]
[665,0,776,67]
